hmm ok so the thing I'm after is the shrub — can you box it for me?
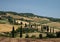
[39,34,43,39]
[30,35,36,38]
[25,34,29,38]
[56,31,60,38]
[16,28,38,33]
[46,33,55,38]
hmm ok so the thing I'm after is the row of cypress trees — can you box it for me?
[11,26,23,38]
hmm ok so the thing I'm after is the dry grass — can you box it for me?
[0,24,20,32]
[47,22,60,27]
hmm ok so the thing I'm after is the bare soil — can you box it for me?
[0,37,60,42]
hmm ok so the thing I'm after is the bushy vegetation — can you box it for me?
[30,35,36,38]
[16,28,38,33]
[8,16,13,24]
[46,33,55,38]
[5,11,36,17]
[0,11,60,39]
[19,26,23,38]
[19,18,33,22]
[56,31,60,38]
[25,34,29,38]
[0,11,6,15]
[39,34,43,39]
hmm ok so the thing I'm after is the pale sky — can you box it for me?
[0,0,60,18]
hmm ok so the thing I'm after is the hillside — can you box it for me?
[0,11,60,33]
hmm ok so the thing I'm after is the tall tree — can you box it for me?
[46,26,49,33]
[19,22,23,38]
[11,26,15,38]
[8,16,13,24]
[20,26,23,38]
[53,27,54,33]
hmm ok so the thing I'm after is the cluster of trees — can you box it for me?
[36,15,60,22]
[5,11,36,17]
[8,16,13,24]
[0,24,60,39]
[19,18,33,22]
[0,11,6,15]
[11,26,43,38]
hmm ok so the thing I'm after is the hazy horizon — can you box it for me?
[0,0,60,18]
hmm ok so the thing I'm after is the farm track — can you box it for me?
[0,37,60,42]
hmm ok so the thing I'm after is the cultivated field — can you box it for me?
[0,24,20,32]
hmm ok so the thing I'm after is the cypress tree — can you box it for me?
[47,26,49,33]
[11,26,15,38]
[20,26,23,38]
[39,34,42,39]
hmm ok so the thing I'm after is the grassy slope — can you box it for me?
[0,12,60,32]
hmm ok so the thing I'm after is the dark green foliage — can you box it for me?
[11,26,15,38]
[0,11,6,15]
[5,11,18,16]
[20,26,23,38]
[25,34,29,38]
[46,33,55,38]
[8,16,13,24]
[0,32,11,37]
[46,26,49,32]
[19,18,33,22]
[30,35,36,38]
[39,34,43,39]
[16,28,38,33]
[19,13,36,17]
[56,31,60,38]
[5,11,36,17]
[46,17,60,22]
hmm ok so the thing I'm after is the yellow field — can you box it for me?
[0,24,20,32]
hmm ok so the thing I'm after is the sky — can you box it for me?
[0,0,60,18]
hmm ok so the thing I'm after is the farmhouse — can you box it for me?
[15,20,29,25]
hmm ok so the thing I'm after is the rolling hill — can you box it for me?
[0,11,60,32]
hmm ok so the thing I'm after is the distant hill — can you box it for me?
[0,11,60,22]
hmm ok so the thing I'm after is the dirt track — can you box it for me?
[0,37,60,42]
